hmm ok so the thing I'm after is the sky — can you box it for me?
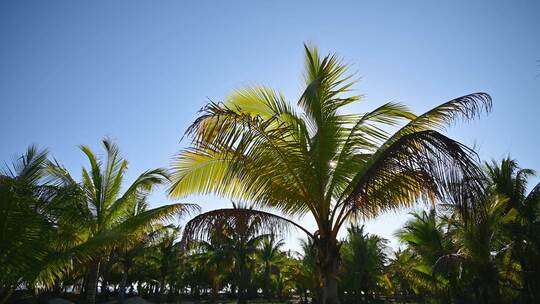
[1,1,539,252]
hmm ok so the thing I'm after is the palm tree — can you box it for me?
[257,235,286,299]
[48,139,195,304]
[0,146,54,303]
[192,235,233,300]
[295,238,321,303]
[441,195,508,303]
[396,210,458,301]
[170,44,492,304]
[385,249,419,298]
[183,203,274,303]
[485,158,540,302]
[150,225,183,301]
[340,225,387,301]
[114,199,170,303]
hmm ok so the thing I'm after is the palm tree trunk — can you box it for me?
[159,277,166,303]
[263,265,271,299]
[321,266,339,304]
[119,262,129,303]
[86,258,101,304]
[318,237,341,304]
[237,259,248,304]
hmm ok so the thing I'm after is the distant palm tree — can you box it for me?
[151,225,183,300]
[258,235,286,299]
[115,199,169,303]
[171,44,491,304]
[485,158,540,302]
[395,210,452,299]
[49,139,195,304]
[193,232,233,300]
[340,225,387,300]
[183,202,273,304]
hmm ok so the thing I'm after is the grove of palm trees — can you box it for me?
[2,42,539,304]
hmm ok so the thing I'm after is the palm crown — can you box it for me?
[49,139,193,304]
[170,44,492,303]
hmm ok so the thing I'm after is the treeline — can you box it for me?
[1,140,539,304]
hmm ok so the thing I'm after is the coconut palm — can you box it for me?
[257,235,286,299]
[440,194,508,303]
[192,233,234,300]
[48,139,195,304]
[385,249,418,298]
[170,44,491,303]
[485,158,540,302]
[185,203,275,303]
[295,238,322,303]
[395,210,453,300]
[150,225,183,300]
[0,146,55,303]
[114,199,171,303]
[340,225,388,300]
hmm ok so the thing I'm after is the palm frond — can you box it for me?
[338,130,485,227]
[182,208,313,247]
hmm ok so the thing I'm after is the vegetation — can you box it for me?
[1,46,539,304]
[168,44,491,304]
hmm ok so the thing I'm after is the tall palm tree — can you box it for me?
[295,238,321,303]
[170,45,491,304]
[441,194,508,304]
[385,249,419,298]
[49,139,195,304]
[150,225,183,301]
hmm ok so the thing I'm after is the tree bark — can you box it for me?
[317,237,341,304]
[321,261,340,304]
[119,262,129,303]
[263,264,271,299]
[86,258,101,304]
[237,258,248,304]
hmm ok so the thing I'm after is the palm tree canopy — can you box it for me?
[46,139,198,264]
[170,44,491,238]
[0,146,53,286]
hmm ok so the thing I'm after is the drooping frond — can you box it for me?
[182,208,313,248]
[338,130,485,226]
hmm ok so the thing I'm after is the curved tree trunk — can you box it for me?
[86,258,101,304]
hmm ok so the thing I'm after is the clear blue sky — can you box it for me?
[1,1,539,251]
